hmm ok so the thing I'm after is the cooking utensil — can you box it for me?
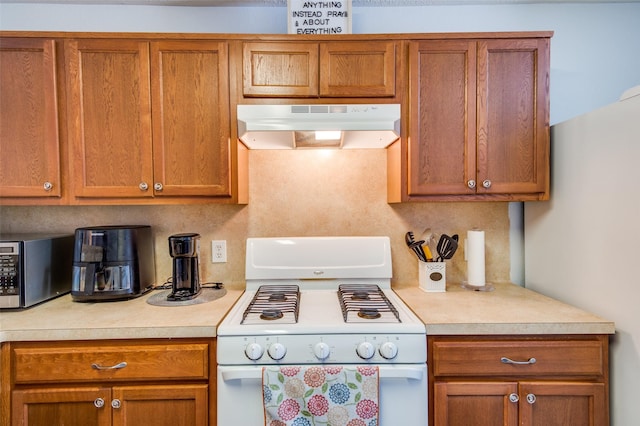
[423,244,433,261]
[435,234,458,262]
[405,231,415,246]
[409,240,428,262]
[420,228,435,261]
[406,232,428,262]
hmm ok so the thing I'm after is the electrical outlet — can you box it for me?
[211,240,227,263]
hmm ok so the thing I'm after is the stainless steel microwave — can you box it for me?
[0,233,74,309]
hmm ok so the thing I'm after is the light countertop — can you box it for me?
[395,282,615,335]
[0,288,243,343]
[1,283,615,343]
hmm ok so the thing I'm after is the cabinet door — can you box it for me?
[476,38,550,196]
[519,382,607,426]
[434,381,518,426]
[112,384,207,426]
[12,387,112,426]
[408,40,477,196]
[0,38,61,198]
[65,39,154,198]
[319,41,396,97]
[243,42,319,97]
[151,41,231,197]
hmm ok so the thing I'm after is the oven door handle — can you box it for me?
[220,366,424,382]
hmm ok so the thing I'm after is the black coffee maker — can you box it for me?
[168,233,201,301]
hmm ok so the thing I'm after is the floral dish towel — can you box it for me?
[262,365,379,426]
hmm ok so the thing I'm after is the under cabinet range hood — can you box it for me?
[237,104,401,149]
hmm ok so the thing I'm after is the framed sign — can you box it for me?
[288,0,352,35]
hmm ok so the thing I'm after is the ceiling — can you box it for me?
[1,0,638,5]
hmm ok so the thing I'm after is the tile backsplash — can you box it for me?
[0,149,511,289]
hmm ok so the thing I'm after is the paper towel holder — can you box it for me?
[462,228,494,292]
[461,281,495,292]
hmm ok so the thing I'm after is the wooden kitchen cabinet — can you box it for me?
[0,38,64,201]
[396,36,550,201]
[5,339,215,426]
[65,39,235,202]
[12,385,208,426]
[428,335,609,426]
[241,40,396,98]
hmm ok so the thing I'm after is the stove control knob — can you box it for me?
[356,342,375,360]
[245,343,264,361]
[314,342,331,360]
[268,343,287,361]
[379,342,399,360]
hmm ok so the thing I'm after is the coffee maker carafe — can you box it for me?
[168,233,201,301]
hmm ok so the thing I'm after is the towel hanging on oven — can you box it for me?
[262,365,379,426]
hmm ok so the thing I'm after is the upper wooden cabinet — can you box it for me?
[0,38,63,200]
[395,36,550,202]
[151,41,231,198]
[65,39,154,199]
[65,39,234,202]
[1,31,550,205]
[242,41,396,98]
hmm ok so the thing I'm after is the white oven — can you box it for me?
[217,237,428,425]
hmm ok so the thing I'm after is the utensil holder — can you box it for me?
[419,261,446,292]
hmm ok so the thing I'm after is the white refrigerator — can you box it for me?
[524,87,640,426]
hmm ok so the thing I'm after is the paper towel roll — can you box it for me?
[466,229,486,287]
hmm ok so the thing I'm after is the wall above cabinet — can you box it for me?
[4,0,632,6]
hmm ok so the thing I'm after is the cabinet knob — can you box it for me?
[139,182,149,191]
[482,179,492,188]
[111,399,122,409]
[467,180,476,189]
[43,181,53,191]
[508,393,519,403]
[526,393,537,404]
[94,398,105,408]
[154,182,163,191]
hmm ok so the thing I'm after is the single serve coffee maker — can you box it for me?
[168,233,201,301]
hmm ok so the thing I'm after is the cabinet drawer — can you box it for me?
[432,339,605,377]
[13,342,209,384]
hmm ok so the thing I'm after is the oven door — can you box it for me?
[217,364,428,425]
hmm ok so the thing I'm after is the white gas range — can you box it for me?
[217,236,428,425]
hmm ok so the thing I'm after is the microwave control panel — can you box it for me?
[0,242,21,297]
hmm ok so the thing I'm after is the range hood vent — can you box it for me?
[237,104,400,149]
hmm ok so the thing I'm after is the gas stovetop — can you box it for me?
[216,237,427,365]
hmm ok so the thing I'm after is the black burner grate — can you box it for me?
[338,284,401,323]
[241,285,300,324]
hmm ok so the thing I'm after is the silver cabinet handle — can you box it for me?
[111,399,122,409]
[43,181,53,191]
[482,179,492,188]
[501,356,536,365]
[91,361,128,370]
[526,393,537,404]
[94,398,105,408]
[467,179,476,189]
[508,393,519,403]
[139,182,149,191]
[154,182,163,191]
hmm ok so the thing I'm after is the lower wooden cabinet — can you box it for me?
[12,387,112,426]
[428,335,609,426]
[12,384,208,426]
[3,338,215,426]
